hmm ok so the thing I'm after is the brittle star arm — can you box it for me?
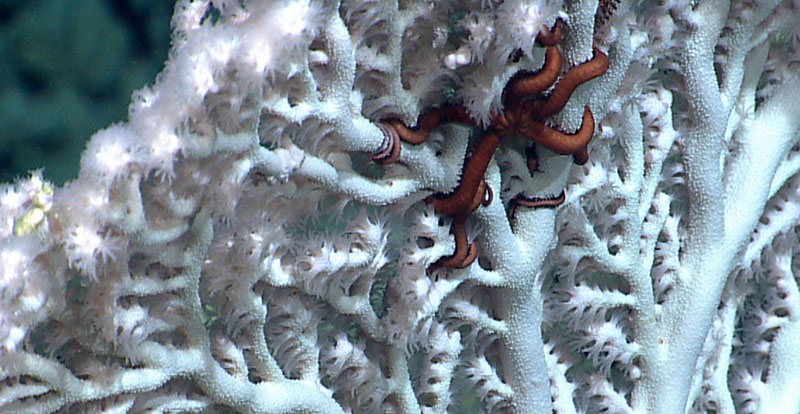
[383,105,476,145]
[371,122,402,165]
[430,216,479,271]
[530,47,610,118]
[536,18,564,47]
[507,190,567,222]
[503,46,564,106]
[433,132,501,217]
[522,106,595,155]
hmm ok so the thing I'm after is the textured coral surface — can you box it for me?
[2,1,800,413]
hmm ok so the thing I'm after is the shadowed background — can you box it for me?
[0,0,172,185]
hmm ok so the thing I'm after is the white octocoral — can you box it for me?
[497,0,562,58]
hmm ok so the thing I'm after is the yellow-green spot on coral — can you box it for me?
[14,207,46,236]
[12,183,52,236]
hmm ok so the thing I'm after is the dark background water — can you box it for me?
[0,0,173,185]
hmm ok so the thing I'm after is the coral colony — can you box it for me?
[2,0,800,413]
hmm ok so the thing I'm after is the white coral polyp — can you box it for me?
[81,125,140,181]
[236,0,319,75]
[274,1,313,37]
[63,223,119,278]
[0,244,26,290]
[0,184,25,212]
[498,0,561,57]
[462,12,495,62]
[0,324,25,354]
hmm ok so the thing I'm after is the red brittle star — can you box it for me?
[372,19,609,270]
